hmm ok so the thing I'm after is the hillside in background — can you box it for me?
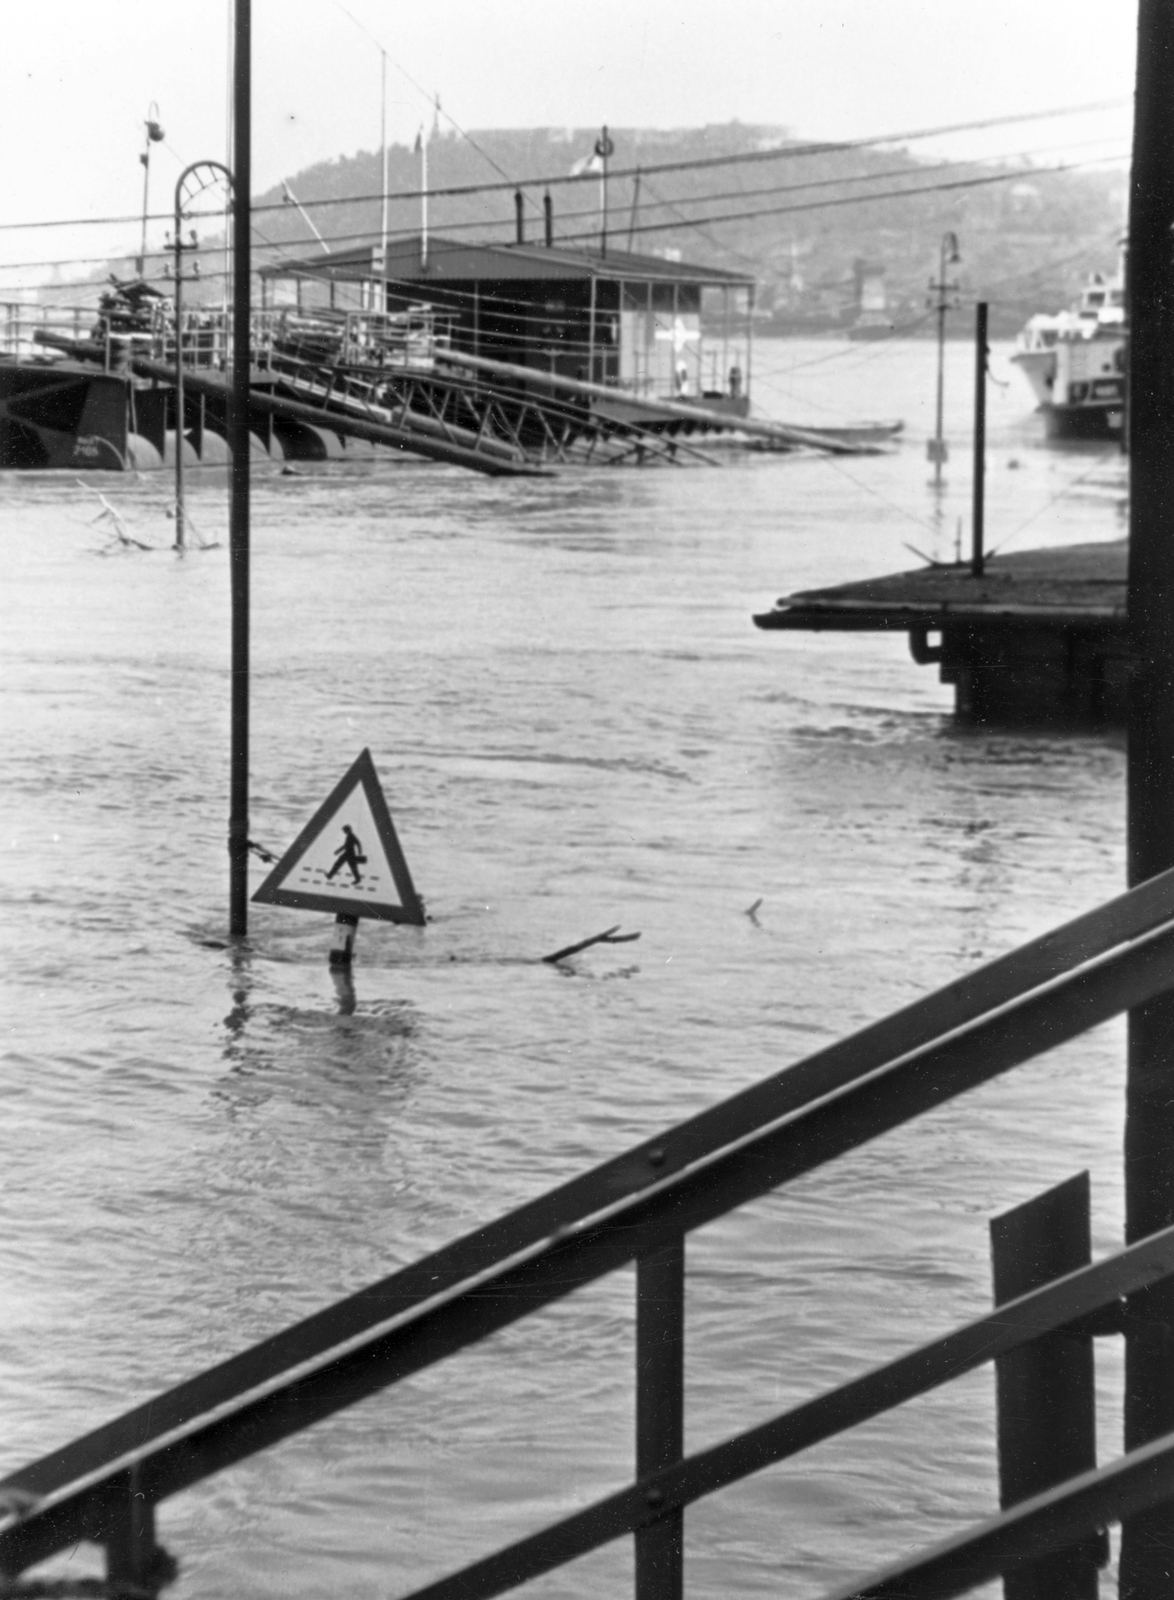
[69,123,1126,335]
[242,122,1126,335]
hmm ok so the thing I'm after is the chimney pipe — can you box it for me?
[544,190,553,248]
[514,189,524,245]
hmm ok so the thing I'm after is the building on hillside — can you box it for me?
[259,235,755,417]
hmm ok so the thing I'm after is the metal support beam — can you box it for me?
[635,1238,684,1600]
[1124,3,1174,1593]
[991,1173,1104,1598]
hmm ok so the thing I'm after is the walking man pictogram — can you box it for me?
[325,824,367,885]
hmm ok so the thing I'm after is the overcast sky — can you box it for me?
[0,1,1136,285]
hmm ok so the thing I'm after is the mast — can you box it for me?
[380,49,388,307]
[420,119,429,270]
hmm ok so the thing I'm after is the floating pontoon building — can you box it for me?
[259,235,755,421]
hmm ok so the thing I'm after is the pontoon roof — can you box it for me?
[261,234,754,288]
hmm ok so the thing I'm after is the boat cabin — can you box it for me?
[259,235,755,413]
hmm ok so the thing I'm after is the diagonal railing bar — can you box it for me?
[6,907,1174,1576]
[394,1223,1174,1600]
[7,868,1174,1516]
[819,1426,1174,1600]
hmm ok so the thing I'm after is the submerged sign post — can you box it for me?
[253,749,425,964]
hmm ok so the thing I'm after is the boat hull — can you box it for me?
[1041,398,1124,442]
[0,360,137,470]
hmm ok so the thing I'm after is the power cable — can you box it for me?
[0,98,1129,237]
[5,139,1103,275]
[0,143,1127,295]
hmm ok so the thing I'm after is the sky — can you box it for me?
[0,0,1137,289]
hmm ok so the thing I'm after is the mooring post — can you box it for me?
[227,0,251,939]
[635,1236,684,1600]
[971,299,987,578]
[1122,5,1174,1595]
[990,1172,1105,1599]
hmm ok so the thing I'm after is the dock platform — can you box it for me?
[753,539,1128,724]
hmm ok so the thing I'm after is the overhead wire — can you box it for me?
[0,140,1129,297]
[0,136,1113,276]
[0,97,1130,238]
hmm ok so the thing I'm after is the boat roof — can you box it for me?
[261,234,754,288]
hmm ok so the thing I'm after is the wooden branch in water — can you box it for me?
[542,926,642,964]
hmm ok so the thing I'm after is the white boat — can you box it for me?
[1011,267,1126,441]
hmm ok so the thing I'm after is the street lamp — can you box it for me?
[136,104,166,277]
[927,231,962,490]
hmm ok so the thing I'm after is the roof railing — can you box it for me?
[7,867,1174,1595]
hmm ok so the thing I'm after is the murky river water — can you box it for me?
[1,339,1132,1597]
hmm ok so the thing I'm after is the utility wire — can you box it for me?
[3,136,1122,276]
[0,98,1129,237]
[0,145,1128,294]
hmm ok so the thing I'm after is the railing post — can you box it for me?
[990,1172,1107,1599]
[105,1463,175,1593]
[635,1235,684,1600]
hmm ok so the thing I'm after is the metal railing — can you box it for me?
[7,868,1174,1596]
[1,302,96,359]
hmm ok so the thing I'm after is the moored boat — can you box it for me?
[1011,267,1126,441]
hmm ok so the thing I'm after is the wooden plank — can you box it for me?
[991,1175,1103,1599]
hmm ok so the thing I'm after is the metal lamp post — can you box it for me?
[172,162,232,550]
[927,231,961,489]
[136,104,166,277]
[228,0,252,939]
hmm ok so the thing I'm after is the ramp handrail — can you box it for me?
[391,1222,1174,1600]
[6,868,1174,1587]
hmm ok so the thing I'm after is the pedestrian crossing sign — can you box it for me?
[252,749,426,925]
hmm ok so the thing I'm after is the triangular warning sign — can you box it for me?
[252,749,425,925]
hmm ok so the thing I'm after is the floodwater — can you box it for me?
[1,338,1132,1598]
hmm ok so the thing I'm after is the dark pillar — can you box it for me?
[515,189,524,245]
[1122,4,1174,1593]
[971,300,987,578]
[228,0,251,938]
[635,1237,684,1600]
[991,1173,1104,1599]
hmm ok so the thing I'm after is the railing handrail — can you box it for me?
[7,870,1174,1508]
[6,872,1174,1581]
[821,1425,1174,1600]
[386,1221,1174,1600]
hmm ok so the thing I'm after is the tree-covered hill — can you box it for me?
[245,122,1125,335]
